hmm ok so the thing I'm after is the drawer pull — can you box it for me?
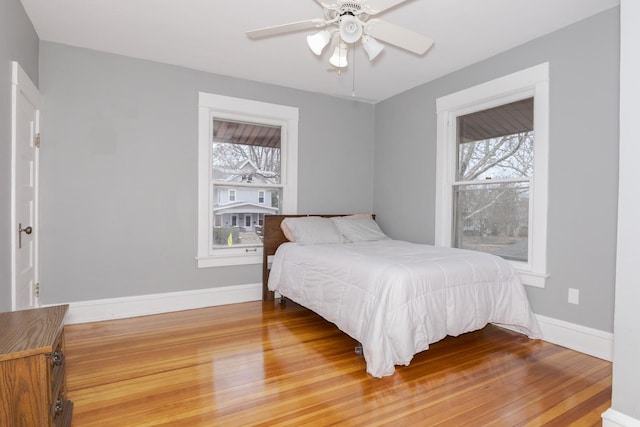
[55,399,64,416]
[52,348,64,366]
[52,397,65,419]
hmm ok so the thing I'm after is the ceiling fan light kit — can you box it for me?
[338,15,363,43]
[329,41,349,68]
[246,0,434,71]
[362,34,384,60]
[307,30,332,55]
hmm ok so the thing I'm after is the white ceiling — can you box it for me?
[20,0,619,103]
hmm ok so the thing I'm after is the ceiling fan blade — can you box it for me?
[363,0,409,15]
[365,19,433,55]
[246,19,328,39]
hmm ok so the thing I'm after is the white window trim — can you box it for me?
[435,63,549,288]
[197,93,298,268]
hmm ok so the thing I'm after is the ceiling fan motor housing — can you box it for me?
[339,2,363,12]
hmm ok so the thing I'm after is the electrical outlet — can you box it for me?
[568,288,580,305]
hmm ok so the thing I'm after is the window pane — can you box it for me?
[452,182,529,262]
[457,98,534,181]
[210,119,282,250]
[211,120,281,184]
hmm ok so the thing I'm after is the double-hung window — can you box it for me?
[435,63,549,287]
[197,93,298,268]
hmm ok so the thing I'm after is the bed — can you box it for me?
[262,214,541,378]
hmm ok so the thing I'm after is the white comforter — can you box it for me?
[268,240,541,378]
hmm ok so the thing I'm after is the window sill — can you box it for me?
[196,254,262,268]
[517,270,548,288]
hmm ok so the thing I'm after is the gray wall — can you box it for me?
[374,8,620,332]
[38,42,374,304]
[0,0,40,312]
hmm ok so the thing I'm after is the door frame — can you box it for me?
[11,61,42,310]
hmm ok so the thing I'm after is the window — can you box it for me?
[197,93,298,268]
[436,63,549,287]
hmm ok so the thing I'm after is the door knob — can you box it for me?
[18,223,33,249]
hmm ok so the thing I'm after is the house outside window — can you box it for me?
[436,63,549,287]
[197,93,298,268]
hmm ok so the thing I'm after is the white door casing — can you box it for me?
[11,62,42,310]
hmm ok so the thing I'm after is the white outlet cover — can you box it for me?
[568,288,580,304]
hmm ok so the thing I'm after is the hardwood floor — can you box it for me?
[64,301,611,426]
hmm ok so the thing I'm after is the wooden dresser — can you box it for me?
[0,305,73,426]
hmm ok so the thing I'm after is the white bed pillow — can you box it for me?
[281,217,345,245]
[280,216,320,242]
[332,217,390,242]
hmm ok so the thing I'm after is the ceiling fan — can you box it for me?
[246,0,434,69]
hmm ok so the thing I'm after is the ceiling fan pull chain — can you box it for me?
[352,47,356,97]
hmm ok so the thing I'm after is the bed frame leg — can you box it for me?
[280,296,287,305]
[355,344,363,356]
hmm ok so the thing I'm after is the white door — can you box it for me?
[11,62,42,310]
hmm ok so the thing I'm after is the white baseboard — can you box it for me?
[602,408,640,427]
[63,283,262,324]
[62,286,613,365]
[535,314,613,361]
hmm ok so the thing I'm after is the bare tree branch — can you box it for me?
[463,189,508,221]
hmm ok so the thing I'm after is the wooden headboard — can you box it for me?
[262,214,370,301]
